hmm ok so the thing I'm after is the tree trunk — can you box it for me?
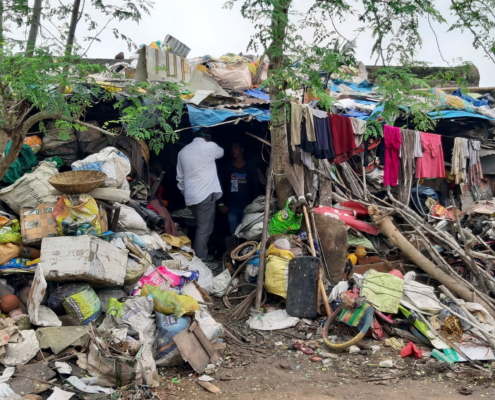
[59,0,82,93]
[368,205,495,318]
[65,0,82,57]
[267,0,293,209]
[0,0,4,60]
[25,0,43,57]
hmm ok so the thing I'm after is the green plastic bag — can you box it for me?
[107,298,125,318]
[140,284,199,318]
[269,199,302,235]
[0,220,21,245]
[1,142,38,187]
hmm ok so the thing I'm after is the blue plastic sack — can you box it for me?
[154,312,190,360]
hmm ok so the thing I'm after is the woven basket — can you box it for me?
[49,170,107,194]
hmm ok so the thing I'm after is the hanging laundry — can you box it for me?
[350,117,367,148]
[290,103,315,146]
[398,129,415,203]
[383,125,402,187]
[451,137,466,185]
[329,114,355,164]
[467,139,483,186]
[300,149,315,171]
[415,132,446,179]
[414,131,423,158]
[312,109,335,160]
[299,118,317,155]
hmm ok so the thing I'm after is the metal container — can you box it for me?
[162,34,191,58]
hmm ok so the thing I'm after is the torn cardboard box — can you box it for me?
[40,235,128,286]
[20,204,57,247]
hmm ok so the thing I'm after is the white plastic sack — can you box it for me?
[401,280,443,315]
[328,281,349,303]
[140,231,171,252]
[0,384,14,400]
[247,309,299,331]
[27,264,62,327]
[72,147,131,188]
[3,330,40,366]
[236,220,263,240]
[195,307,223,340]
[235,196,273,240]
[115,203,149,235]
[212,269,238,298]
[121,297,156,345]
[169,253,214,294]
[0,162,59,214]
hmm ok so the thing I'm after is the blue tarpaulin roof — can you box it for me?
[428,109,495,121]
[187,105,270,130]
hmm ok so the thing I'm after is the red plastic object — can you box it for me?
[314,205,379,235]
[339,201,369,217]
[400,342,425,359]
[388,269,404,280]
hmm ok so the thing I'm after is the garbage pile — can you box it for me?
[0,129,226,399]
[215,155,495,379]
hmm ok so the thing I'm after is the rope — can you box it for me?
[231,241,258,261]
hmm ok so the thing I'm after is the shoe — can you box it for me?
[205,261,220,270]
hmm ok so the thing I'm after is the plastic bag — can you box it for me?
[169,253,214,295]
[140,284,199,318]
[0,220,21,245]
[1,142,38,186]
[52,194,101,236]
[125,254,150,285]
[0,244,20,265]
[72,147,131,188]
[212,269,238,298]
[154,312,190,360]
[269,199,302,235]
[48,283,101,325]
[106,298,125,318]
[209,63,252,90]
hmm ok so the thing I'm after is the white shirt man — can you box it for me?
[177,132,224,261]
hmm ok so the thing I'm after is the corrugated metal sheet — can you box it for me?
[163,35,191,58]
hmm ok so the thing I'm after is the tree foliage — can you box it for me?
[109,80,184,154]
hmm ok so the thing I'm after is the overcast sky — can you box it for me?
[34,0,495,86]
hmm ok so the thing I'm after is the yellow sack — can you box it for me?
[265,244,294,260]
[264,245,295,299]
[140,284,199,318]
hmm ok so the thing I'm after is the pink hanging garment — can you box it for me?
[415,132,446,179]
[383,125,402,187]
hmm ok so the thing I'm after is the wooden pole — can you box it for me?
[303,206,316,256]
[255,159,274,311]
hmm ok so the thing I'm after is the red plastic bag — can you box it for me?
[400,342,425,359]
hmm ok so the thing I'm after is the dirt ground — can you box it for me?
[153,299,495,400]
[155,344,495,400]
